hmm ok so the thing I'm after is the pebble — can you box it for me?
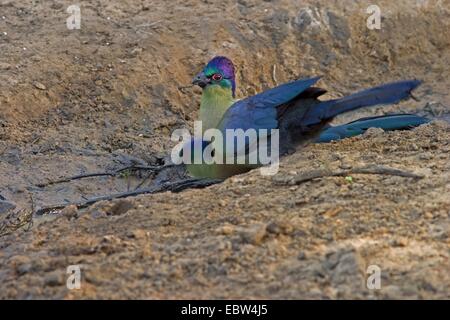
[217,224,234,235]
[239,224,267,245]
[218,199,227,207]
[33,81,47,90]
[424,212,433,219]
[61,205,78,220]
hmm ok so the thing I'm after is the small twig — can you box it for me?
[134,20,162,29]
[178,84,193,94]
[274,165,424,185]
[26,194,35,231]
[36,164,176,188]
[35,178,223,216]
[272,64,278,86]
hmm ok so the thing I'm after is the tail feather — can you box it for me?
[304,80,421,125]
[316,113,429,143]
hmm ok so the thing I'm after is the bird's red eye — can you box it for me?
[212,73,222,81]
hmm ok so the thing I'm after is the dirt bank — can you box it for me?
[0,0,449,299]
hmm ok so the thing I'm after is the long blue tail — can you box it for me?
[316,114,429,143]
[303,80,421,125]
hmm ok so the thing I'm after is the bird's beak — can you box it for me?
[192,71,209,88]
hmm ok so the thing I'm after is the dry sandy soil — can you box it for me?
[0,0,449,299]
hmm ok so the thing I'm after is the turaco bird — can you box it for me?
[187,56,422,179]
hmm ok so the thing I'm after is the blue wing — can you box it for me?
[218,76,321,132]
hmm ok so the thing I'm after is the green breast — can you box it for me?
[199,85,235,133]
[190,85,244,179]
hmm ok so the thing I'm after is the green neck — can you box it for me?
[199,85,235,133]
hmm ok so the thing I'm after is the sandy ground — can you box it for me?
[0,0,449,299]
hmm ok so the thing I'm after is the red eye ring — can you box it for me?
[211,73,222,81]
